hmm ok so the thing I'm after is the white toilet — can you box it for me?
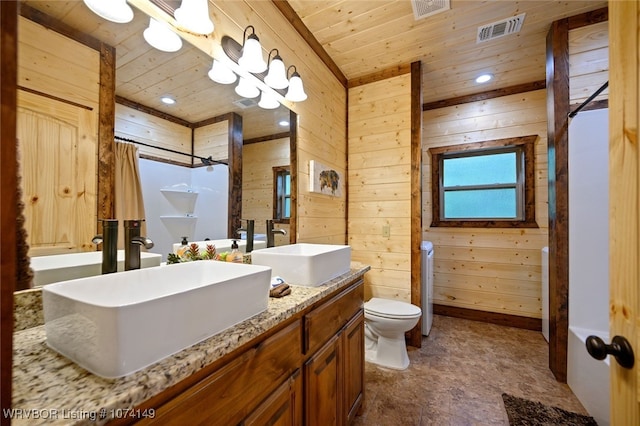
[364,297,422,370]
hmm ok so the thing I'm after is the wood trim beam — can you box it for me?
[433,305,542,331]
[546,17,570,383]
[19,3,102,50]
[227,112,243,239]
[568,6,608,30]
[289,110,298,244]
[408,61,423,348]
[244,132,291,145]
[98,43,116,223]
[115,96,193,128]
[1,2,18,421]
[347,64,412,88]
[192,112,233,129]
[271,0,347,88]
[18,86,93,110]
[423,80,546,111]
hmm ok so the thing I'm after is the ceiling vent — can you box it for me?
[476,13,526,43]
[232,98,258,109]
[411,0,450,21]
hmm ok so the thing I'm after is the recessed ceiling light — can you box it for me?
[475,74,493,84]
[161,96,176,105]
[279,120,289,127]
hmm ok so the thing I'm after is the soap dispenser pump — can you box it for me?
[226,240,243,263]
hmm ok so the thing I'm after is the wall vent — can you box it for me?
[476,13,526,43]
[232,98,258,109]
[411,0,450,21]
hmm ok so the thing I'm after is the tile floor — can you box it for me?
[353,315,590,425]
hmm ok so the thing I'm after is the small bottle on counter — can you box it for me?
[226,240,244,263]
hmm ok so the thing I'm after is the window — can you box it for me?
[429,135,538,228]
[273,166,291,223]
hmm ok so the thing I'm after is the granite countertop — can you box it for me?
[12,264,370,426]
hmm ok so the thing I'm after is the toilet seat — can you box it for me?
[365,297,421,319]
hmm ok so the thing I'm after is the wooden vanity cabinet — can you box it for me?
[138,320,302,426]
[131,277,364,426]
[304,280,365,425]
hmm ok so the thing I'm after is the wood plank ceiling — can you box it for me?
[21,0,608,128]
[20,0,291,140]
[287,0,608,104]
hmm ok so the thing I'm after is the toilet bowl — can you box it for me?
[364,297,422,370]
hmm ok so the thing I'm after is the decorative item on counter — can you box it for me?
[226,240,244,263]
[269,283,291,298]
[167,242,217,264]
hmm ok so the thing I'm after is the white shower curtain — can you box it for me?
[115,142,146,249]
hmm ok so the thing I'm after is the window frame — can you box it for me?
[429,135,538,228]
[272,165,291,224]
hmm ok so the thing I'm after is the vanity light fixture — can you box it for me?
[144,18,183,52]
[208,59,237,85]
[285,65,307,102]
[264,49,289,90]
[475,73,493,84]
[258,90,280,110]
[238,26,267,74]
[174,0,214,35]
[161,96,176,105]
[83,0,133,24]
[235,77,260,99]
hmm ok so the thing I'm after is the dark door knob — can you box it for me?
[586,335,634,369]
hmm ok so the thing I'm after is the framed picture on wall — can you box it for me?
[309,160,343,197]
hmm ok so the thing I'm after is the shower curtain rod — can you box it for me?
[568,81,609,118]
[114,135,228,166]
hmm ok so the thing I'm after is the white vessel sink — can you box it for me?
[251,243,351,287]
[43,261,271,378]
[31,251,162,286]
[173,239,267,255]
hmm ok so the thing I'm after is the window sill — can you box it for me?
[430,219,539,228]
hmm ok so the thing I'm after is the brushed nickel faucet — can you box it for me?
[92,219,119,274]
[266,219,287,248]
[124,219,154,270]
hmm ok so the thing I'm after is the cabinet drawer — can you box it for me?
[304,279,363,354]
[144,320,302,426]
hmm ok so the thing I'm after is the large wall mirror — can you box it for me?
[16,0,296,288]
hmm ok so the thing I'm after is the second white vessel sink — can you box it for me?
[43,261,271,378]
[251,243,351,287]
[31,250,162,286]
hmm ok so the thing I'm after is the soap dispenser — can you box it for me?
[226,240,243,263]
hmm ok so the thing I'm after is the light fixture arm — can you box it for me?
[243,25,256,45]
[287,65,298,78]
[268,48,280,64]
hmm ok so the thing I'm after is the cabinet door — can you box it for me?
[144,320,301,425]
[244,369,302,426]
[342,310,364,423]
[305,334,341,426]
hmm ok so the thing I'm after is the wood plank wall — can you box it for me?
[115,103,193,165]
[194,121,229,163]
[569,21,609,106]
[348,73,413,302]
[242,138,290,244]
[17,16,100,255]
[131,0,348,244]
[423,90,549,319]
[17,17,99,109]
